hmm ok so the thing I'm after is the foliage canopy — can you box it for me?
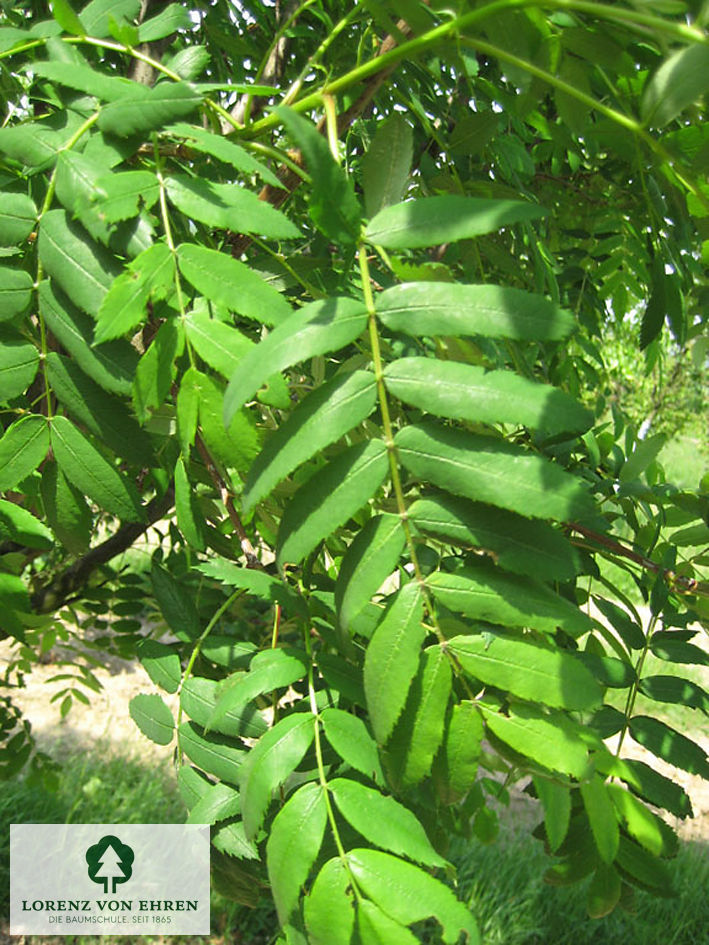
[1,0,708,940]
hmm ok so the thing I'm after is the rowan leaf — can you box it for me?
[377,282,574,341]
[98,80,202,137]
[0,341,39,401]
[364,583,426,745]
[383,358,591,433]
[580,775,619,864]
[362,113,413,217]
[533,776,571,852]
[151,561,200,641]
[40,461,92,554]
[642,44,709,127]
[243,370,377,513]
[129,693,174,745]
[168,122,281,186]
[0,193,37,246]
[430,565,593,637]
[276,440,389,567]
[267,782,327,924]
[409,495,580,581]
[180,676,266,739]
[365,196,545,249]
[238,712,315,838]
[347,848,478,945]
[224,296,368,423]
[177,243,292,326]
[330,778,446,867]
[304,858,355,945]
[186,780,241,825]
[0,416,49,491]
[137,639,181,694]
[396,422,596,523]
[482,704,590,778]
[628,715,709,778]
[335,513,405,635]
[320,707,384,784]
[174,455,205,550]
[0,267,32,320]
[178,721,246,784]
[0,500,52,550]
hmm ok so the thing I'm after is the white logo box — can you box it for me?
[10,824,210,935]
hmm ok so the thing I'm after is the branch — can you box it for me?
[31,487,175,614]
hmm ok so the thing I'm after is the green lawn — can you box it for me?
[1,742,707,945]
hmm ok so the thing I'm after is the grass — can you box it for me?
[1,741,708,945]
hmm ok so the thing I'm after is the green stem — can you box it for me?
[175,589,245,764]
[240,140,311,182]
[304,629,360,897]
[615,612,658,757]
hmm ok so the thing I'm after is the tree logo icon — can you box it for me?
[85,835,134,894]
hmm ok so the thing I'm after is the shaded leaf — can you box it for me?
[642,44,709,127]
[40,461,92,554]
[178,720,246,784]
[151,561,200,641]
[277,440,388,567]
[0,416,50,491]
[365,195,545,249]
[533,776,570,852]
[137,639,181,694]
[362,113,413,217]
[0,499,52,550]
[628,715,709,778]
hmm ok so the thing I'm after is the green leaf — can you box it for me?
[177,243,292,327]
[638,674,709,713]
[0,341,39,401]
[608,757,692,819]
[277,440,388,567]
[176,366,199,456]
[238,712,315,838]
[586,864,621,919]
[615,836,674,894]
[619,433,666,483]
[396,422,596,523]
[608,784,677,858]
[79,0,141,37]
[276,106,361,243]
[168,122,281,186]
[430,564,592,637]
[0,267,32,320]
[376,282,574,341]
[358,900,420,945]
[0,193,37,246]
[180,676,266,739]
[200,637,256,670]
[642,44,709,128]
[628,716,709,778]
[223,296,368,423]
[335,513,405,635]
[448,632,600,708]
[364,583,426,745]
[362,113,413,217]
[266,782,327,924]
[330,778,446,867]
[580,775,619,864]
[207,648,308,733]
[39,210,119,316]
[409,495,580,582]
[178,721,246,784]
[51,0,86,35]
[151,561,200,641]
[196,559,305,618]
[175,455,205,550]
[165,174,299,239]
[165,45,210,80]
[385,646,451,789]
[594,597,645,651]
[28,60,132,102]
[0,500,52,550]
[532,776,570,852]
[347,849,479,945]
[40,461,92,554]
[186,780,241,825]
[184,308,252,377]
[195,371,260,473]
[304,858,355,945]
[39,280,137,395]
[46,352,153,465]
[137,639,181,694]
[0,416,49,491]
[50,415,143,521]
[132,318,183,422]
[365,196,545,249]
[482,704,590,778]
[0,123,62,172]
[649,635,709,666]
[95,243,174,343]
[98,81,202,137]
[320,707,384,784]
[90,170,160,223]
[138,2,192,41]
[384,358,591,434]
[242,370,377,514]
[433,701,483,804]
[129,693,174,745]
